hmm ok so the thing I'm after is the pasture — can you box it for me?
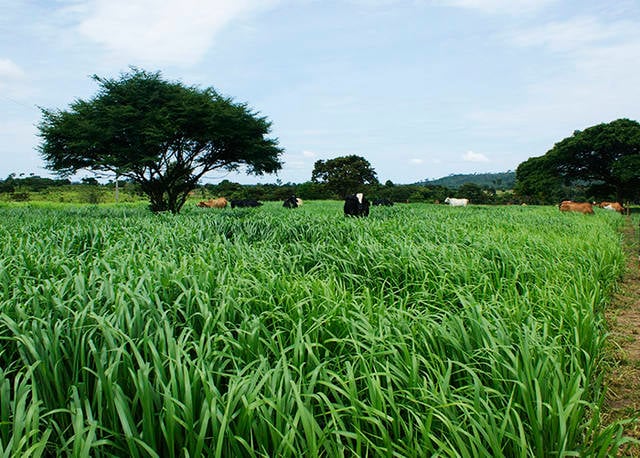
[0,201,632,456]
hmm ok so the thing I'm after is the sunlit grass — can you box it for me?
[0,201,631,456]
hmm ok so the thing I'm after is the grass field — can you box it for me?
[0,201,632,456]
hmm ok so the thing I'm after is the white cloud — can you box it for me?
[510,16,628,53]
[77,0,282,66]
[434,0,558,14]
[0,59,25,80]
[409,158,424,164]
[462,150,489,162]
[0,59,34,100]
[283,150,318,172]
[469,14,640,141]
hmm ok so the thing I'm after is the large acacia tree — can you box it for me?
[38,68,283,213]
[311,155,378,198]
[517,118,640,203]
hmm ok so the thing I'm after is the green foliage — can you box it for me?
[0,174,71,193]
[457,182,494,204]
[524,118,640,203]
[0,202,632,456]
[420,171,516,190]
[311,155,379,198]
[38,68,283,214]
[515,156,565,204]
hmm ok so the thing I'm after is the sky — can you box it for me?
[1,0,639,185]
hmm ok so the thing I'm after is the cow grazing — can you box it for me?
[230,199,263,208]
[559,200,594,214]
[445,197,469,207]
[197,197,228,208]
[597,201,625,214]
[344,193,370,217]
[283,195,303,208]
[372,198,394,206]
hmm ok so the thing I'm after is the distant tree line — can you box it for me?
[9,171,628,207]
[0,174,520,205]
[0,173,71,193]
[419,172,516,190]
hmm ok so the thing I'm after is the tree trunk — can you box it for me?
[142,181,170,213]
[138,172,198,214]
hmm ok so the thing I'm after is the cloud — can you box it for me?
[409,158,424,164]
[283,150,319,172]
[462,150,489,162]
[464,11,640,154]
[0,59,25,80]
[0,59,34,100]
[509,16,628,53]
[434,0,558,14]
[77,0,282,66]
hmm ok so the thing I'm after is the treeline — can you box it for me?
[0,175,521,205]
[0,175,142,204]
[199,180,517,204]
[419,172,516,190]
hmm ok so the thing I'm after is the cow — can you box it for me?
[344,193,370,217]
[444,197,469,207]
[283,195,303,208]
[597,201,625,214]
[230,199,263,208]
[372,198,394,206]
[197,197,228,208]
[559,200,594,214]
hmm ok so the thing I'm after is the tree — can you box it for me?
[38,68,283,213]
[545,118,640,202]
[458,182,493,204]
[311,155,379,198]
[514,156,564,204]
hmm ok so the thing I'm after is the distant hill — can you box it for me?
[418,172,516,190]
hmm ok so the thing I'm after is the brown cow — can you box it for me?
[559,200,594,214]
[597,201,625,214]
[197,197,228,209]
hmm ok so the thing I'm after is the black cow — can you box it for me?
[372,198,394,206]
[344,193,370,217]
[283,195,302,208]
[231,199,263,208]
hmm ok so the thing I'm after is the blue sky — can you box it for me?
[1,0,639,184]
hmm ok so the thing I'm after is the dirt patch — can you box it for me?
[604,218,640,456]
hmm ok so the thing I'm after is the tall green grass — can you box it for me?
[0,201,632,456]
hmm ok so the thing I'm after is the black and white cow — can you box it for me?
[283,195,303,208]
[344,193,370,217]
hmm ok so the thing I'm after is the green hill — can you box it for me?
[418,172,515,190]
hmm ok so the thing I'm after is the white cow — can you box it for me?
[444,197,469,207]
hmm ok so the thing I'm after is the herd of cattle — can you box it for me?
[197,195,627,216]
[196,193,384,217]
[559,200,626,215]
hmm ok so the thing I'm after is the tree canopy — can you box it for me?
[311,155,379,198]
[514,156,565,204]
[518,118,640,203]
[38,68,283,213]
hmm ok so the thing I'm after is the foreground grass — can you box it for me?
[0,201,632,456]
